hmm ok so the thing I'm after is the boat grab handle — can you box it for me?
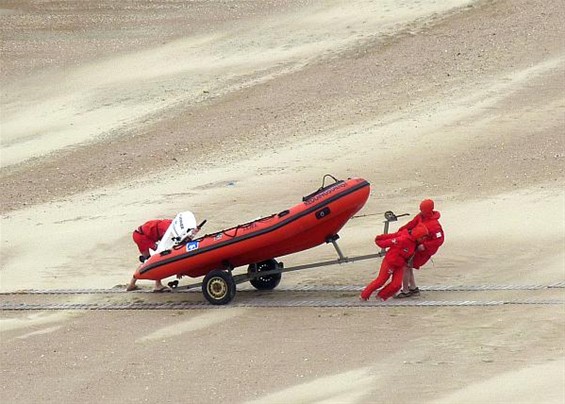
[302,174,342,202]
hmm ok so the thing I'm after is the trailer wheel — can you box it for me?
[249,259,282,290]
[202,269,236,305]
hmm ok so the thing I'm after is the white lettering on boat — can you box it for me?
[304,182,347,206]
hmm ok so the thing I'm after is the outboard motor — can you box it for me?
[152,211,197,255]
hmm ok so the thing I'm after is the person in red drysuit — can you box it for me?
[395,199,445,298]
[359,224,429,301]
[127,219,172,292]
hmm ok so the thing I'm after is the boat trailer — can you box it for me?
[168,210,408,304]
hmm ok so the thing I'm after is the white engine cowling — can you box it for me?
[151,211,197,255]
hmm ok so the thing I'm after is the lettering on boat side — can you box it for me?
[303,182,347,206]
[186,241,199,251]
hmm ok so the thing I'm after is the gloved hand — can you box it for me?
[417,244,425,251]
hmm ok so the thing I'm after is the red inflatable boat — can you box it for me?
[134,176,370,304]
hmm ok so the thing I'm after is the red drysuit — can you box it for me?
[360,225,426,301]
[132,219,172,256]
[398,203,444,269]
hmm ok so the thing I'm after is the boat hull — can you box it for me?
[135,177,370,281]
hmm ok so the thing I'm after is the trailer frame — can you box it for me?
[168,211,409,303]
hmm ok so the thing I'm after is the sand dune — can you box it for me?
[0,0,563,403]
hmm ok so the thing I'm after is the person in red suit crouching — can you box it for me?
[395,199,445,298]
[127,219,172,292]
[360,224,429,302]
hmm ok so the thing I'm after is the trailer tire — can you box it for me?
[249,259,282,290]
[202,269,236,305]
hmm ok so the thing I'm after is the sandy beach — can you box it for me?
[1,0,564,403]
